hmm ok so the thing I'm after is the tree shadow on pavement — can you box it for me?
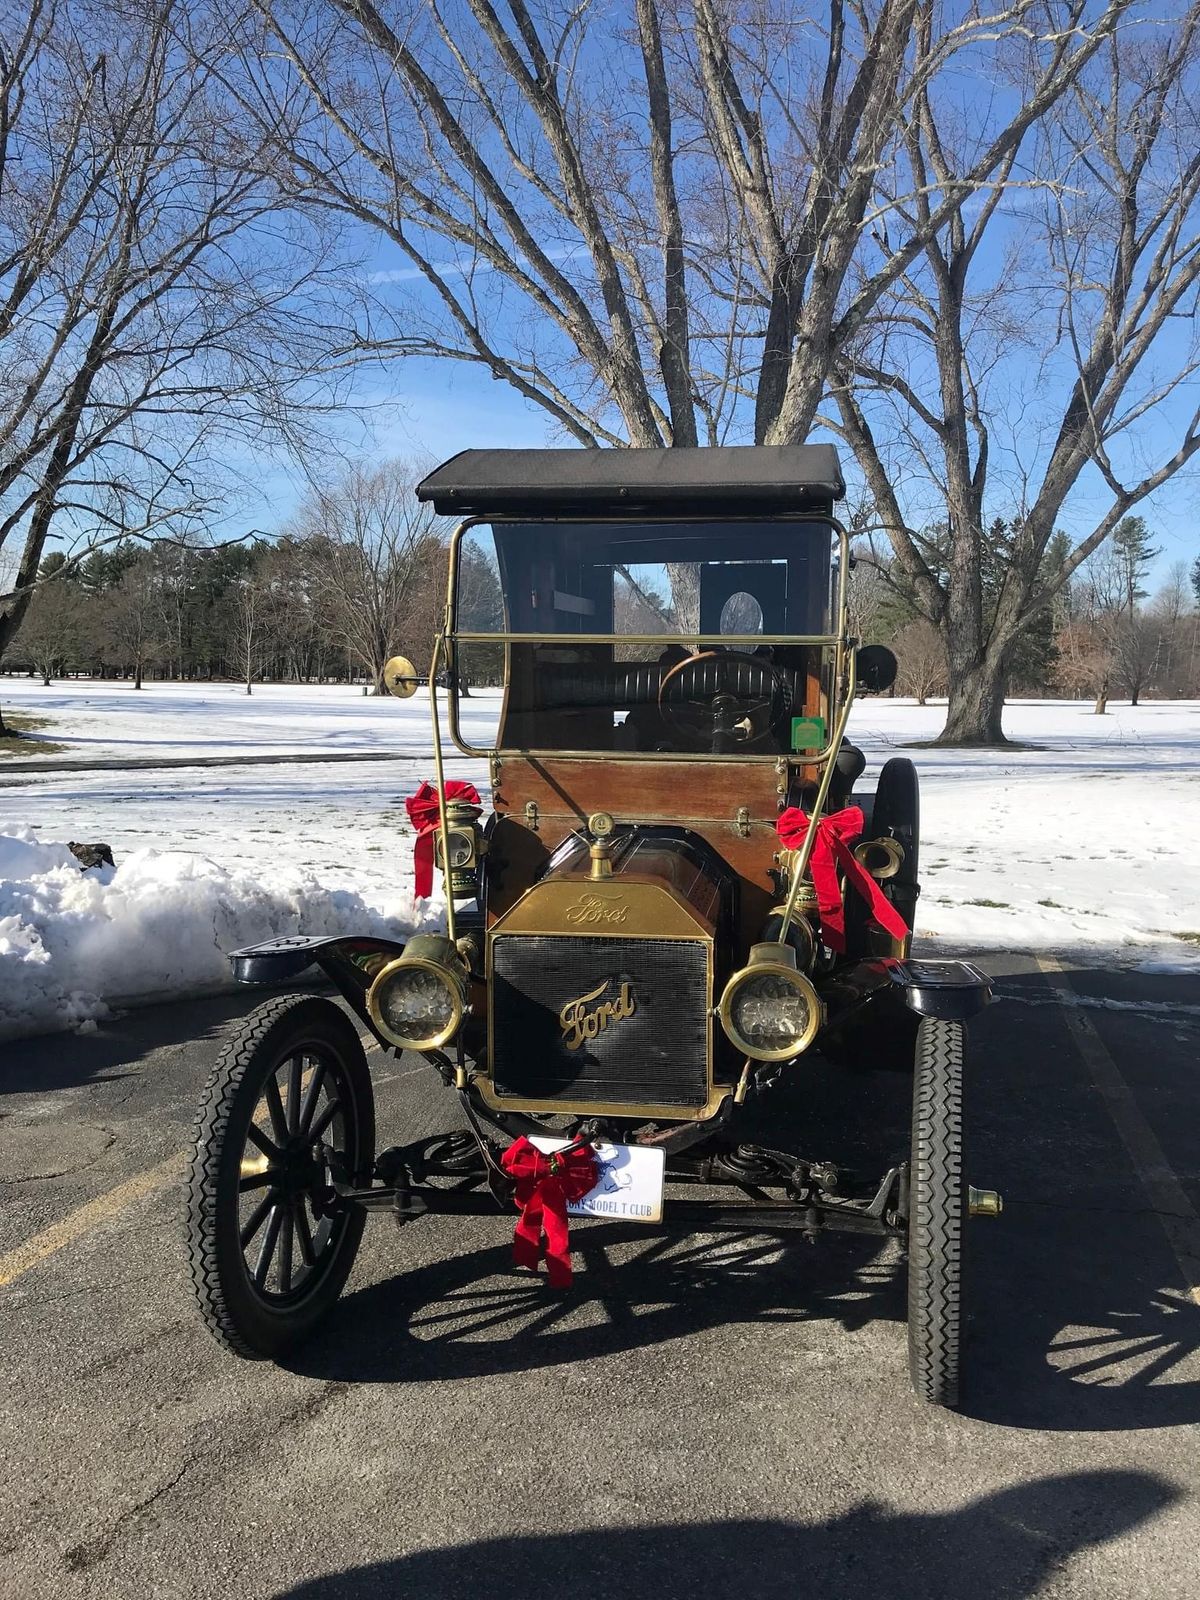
[965,1193,1200,1432]
[266,1471,1180,1600]
[963,957,1200,1432]
[0,992,251,1096]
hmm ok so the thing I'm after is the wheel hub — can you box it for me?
[270,1137,325,1197]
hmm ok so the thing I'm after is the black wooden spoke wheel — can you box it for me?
[186,994,375,1358]
[907,1017,966,1408]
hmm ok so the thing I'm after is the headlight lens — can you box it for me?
[731,974,811,1053]
[719,948,823,1061]
[367,938,466,1050]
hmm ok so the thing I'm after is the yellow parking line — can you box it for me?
[1036,953,1200,1307]
[0,1152,187,1289]
[2,1035,390,1291]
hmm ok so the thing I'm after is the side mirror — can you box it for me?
[383,654,420,699]
[856,644,898,694]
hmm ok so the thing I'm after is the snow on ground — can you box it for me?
[0,680,1197,1038]
[847,697,1200,968]
[0,676,503,760]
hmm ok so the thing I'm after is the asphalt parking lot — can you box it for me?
[2,952,1199,1599]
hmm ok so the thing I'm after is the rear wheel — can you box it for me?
[907,1017,965,1407]
[186,994,375,1358]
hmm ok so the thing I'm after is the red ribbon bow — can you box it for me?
[775,806,909,954]
[500,1136,598,1289]
[404,780,482,899]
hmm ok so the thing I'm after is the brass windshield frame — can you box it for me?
[440,511,852,766]
[426,509,854,945]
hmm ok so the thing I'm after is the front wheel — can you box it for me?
[186,994,376,1358]
[907,1017,965,1407]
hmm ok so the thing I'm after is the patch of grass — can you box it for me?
[965,897,1011,909]
[1038,898,1063,908]
[0,711,69,758]
[1172,931,1200,947]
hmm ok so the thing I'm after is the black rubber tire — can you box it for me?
[907,1017,965,1407]
[870,755,920,939]
[186,994,375,1359]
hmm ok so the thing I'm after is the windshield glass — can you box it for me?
[453,519,835,756]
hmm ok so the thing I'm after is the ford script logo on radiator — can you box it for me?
[558,978,637,1051]
[564,892,627,926]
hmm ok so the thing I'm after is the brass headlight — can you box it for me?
[718,943,824,1062]
[367,933,467,1051]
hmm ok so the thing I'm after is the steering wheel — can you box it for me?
[656,648,789,753]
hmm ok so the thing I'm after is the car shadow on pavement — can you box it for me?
[284,1222,905,1386]
[265,1471,1179,1600]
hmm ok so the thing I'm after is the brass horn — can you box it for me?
[853,835,905,881]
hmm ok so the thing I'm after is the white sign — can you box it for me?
[529,1137,665,1224]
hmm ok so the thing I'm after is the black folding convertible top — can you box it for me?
[417,444,845,519]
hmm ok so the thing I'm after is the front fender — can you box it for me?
[819,955,993,1032]
[889,957,993,1020]
[228,935,408,1046]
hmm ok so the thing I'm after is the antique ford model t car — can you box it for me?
[186,445,998,1408]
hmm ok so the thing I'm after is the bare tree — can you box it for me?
[104,557,160,689]
[0,0,355,704]
[10,578,86,685]
[1052,617,1109,700]
[833,4,1200,741]
[893,619,947,706]
[227,568,274,695]
[847,547,894,645]
[1148,563,1193,694]
[218,0,1127,463]
[1072,538,1154,711]
[294,460,444,692]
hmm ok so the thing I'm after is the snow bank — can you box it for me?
[0,828,434,1040]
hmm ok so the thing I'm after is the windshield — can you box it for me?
[452,519,837,756]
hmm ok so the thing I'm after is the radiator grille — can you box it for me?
[490,935,709,1108]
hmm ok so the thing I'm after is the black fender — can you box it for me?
[891,957,993,1020]
[819,956,992,1040]
[228,935,408,1047]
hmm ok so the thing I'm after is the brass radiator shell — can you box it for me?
[482,877,728,1121]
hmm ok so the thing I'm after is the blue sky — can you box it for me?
[226,172,1200,595]
[241,342,1198,592]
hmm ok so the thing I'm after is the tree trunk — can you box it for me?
[134,657,143,690]
[935,655,1008,745]
[1130,686,1139,706]
[0,703,8,736]
[1094,674,1109,714]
